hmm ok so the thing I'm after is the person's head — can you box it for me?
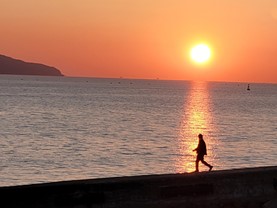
[198,134,203,139]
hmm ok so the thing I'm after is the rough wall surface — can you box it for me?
[0,166,276,208]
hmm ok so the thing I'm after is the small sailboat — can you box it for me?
[247,84,250,91]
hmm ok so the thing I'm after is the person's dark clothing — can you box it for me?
[194,135,213,172]
[195,139,207,156]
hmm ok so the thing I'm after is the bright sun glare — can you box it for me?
[190,44,211,64]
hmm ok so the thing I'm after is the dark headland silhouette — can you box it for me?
[0,54,63,76]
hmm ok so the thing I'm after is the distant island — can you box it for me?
[0,54,63,76]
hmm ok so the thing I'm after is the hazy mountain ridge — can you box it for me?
[0,54,63,76]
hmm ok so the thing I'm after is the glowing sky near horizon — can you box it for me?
[1,0,277,83]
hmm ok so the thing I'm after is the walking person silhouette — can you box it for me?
[193,134,213,172]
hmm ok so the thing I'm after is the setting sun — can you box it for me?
[0,1,277,83]
[190,44,211,64]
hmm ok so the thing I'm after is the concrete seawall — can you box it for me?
[0,166,276,208]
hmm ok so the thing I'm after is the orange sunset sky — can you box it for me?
[1,0,277,83]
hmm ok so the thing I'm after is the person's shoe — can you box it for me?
[209,166,213,171]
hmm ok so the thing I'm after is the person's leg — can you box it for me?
[195,158,200,172]
[201,159,213,171]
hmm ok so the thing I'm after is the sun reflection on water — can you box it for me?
[176,81,217,173]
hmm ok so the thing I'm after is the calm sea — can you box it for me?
[0,75,276,186]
